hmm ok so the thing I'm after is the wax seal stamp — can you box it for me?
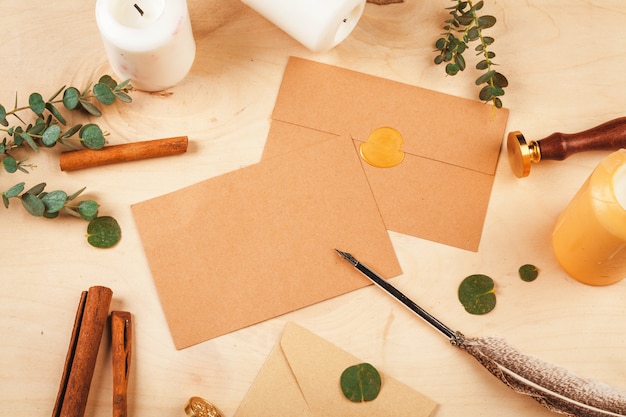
[184,396,223,417]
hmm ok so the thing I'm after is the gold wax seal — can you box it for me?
[360,126,405,168]
[184,396,223,417]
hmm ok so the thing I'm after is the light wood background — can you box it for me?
[1,1,625,416]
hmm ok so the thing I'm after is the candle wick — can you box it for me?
[134,3,144,16]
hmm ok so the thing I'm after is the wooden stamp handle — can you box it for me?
[538,117,626,161]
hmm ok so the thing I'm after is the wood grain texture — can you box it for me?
[1,1,626,417]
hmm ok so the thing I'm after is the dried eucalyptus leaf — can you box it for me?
[519,264,539,282]
[79,124,105,149]
[94,83,116,105]
[0,104,7,126]
[458,274,496,315]
[4,182,24,198]
[25,182,46,196]
[45,102,66,125]
[28,92,45,115]
[42,125,61,147]
[340,363,382,402]
[3,156,18,173]
[61,124,83,139]
[114,91,132,103]
[78,98,102,117]
[21,193,45,216]
[78,200,99,220]
[98,75,117,89]
[41,190,67,213]
[19,132,38,152]
[87,216,121,248]
[63,87,80,110]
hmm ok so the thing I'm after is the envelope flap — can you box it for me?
[272,56,508,176]
[280,322,438,416]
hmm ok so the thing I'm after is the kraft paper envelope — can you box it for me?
[131,137,401,349]
[264,57,509,251]
[234,322,438,417]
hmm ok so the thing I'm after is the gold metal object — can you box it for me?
[184,396,223,417]
[507,131,541,178]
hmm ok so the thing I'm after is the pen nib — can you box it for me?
[334,249,358,266]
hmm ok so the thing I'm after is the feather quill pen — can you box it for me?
[335,249,626,417]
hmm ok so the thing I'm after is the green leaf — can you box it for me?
[479,85,493,101]
[475,70,496,85]
[61,124,83,139]
[67,186,86,201]
[47,84,66,102]
[19,131,38,152]
[492,72,509,88]
[467,26,480,41]
[29,93,45,115]
[41,190,67,213]
[473,0,484,11]
[457,54,466,71]
[78,98,102,117]
[340,363,382,402]
[114,91,132,103]
[98,75,117,89]
[0,104,7,126]
[519,264,539,282]
[446,63,461,76]
[45,102,66,125]
[476,59,489,70]
[79,124,105,149]
[4,182,24,198]
[78,200,99,220]
[25,182,46,196]
[21,193,45,216]
[458,274,496,315]
[93,83,116,105]
[63,87,80,110]
[87,216,121,248]
[482,36,495,45]
[477,15,496,29]
[42,125,61,147]
[3,156,18,173]
[115,79,132,91]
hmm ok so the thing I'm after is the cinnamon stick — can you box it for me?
[59,136,188,171]
[111,311,132,417]
[52,286,113,417]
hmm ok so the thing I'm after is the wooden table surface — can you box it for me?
[2,1,625,416]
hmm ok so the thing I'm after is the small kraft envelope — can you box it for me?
[234,322,438,417]
[264,57,510,251]
[131,137,401,349]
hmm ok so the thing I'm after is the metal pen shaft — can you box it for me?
[335,249,462,344]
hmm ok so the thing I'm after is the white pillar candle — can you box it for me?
[96,0,196,92]
[241,0,366,52]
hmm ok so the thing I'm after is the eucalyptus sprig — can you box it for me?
[0,75,133,248]
[434,0,508,109]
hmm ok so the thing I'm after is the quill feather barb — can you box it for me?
[461,337,626,417]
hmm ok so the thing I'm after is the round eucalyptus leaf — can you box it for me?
[98,75,117,89]
[458,274,496,315]
[42,125,61,147]
[28,92,45,115]
[519,264,539,282]
[78,200,99,220]
[3,155,17,173]
[63,87,80,110]
[87,216,121,248]
[340,363,382,403]
[79,124,105,150]
[21,193,45,216]
[93,83,116,105]
[41,190,67,214]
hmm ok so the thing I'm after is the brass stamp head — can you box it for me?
[507,131,541,178]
